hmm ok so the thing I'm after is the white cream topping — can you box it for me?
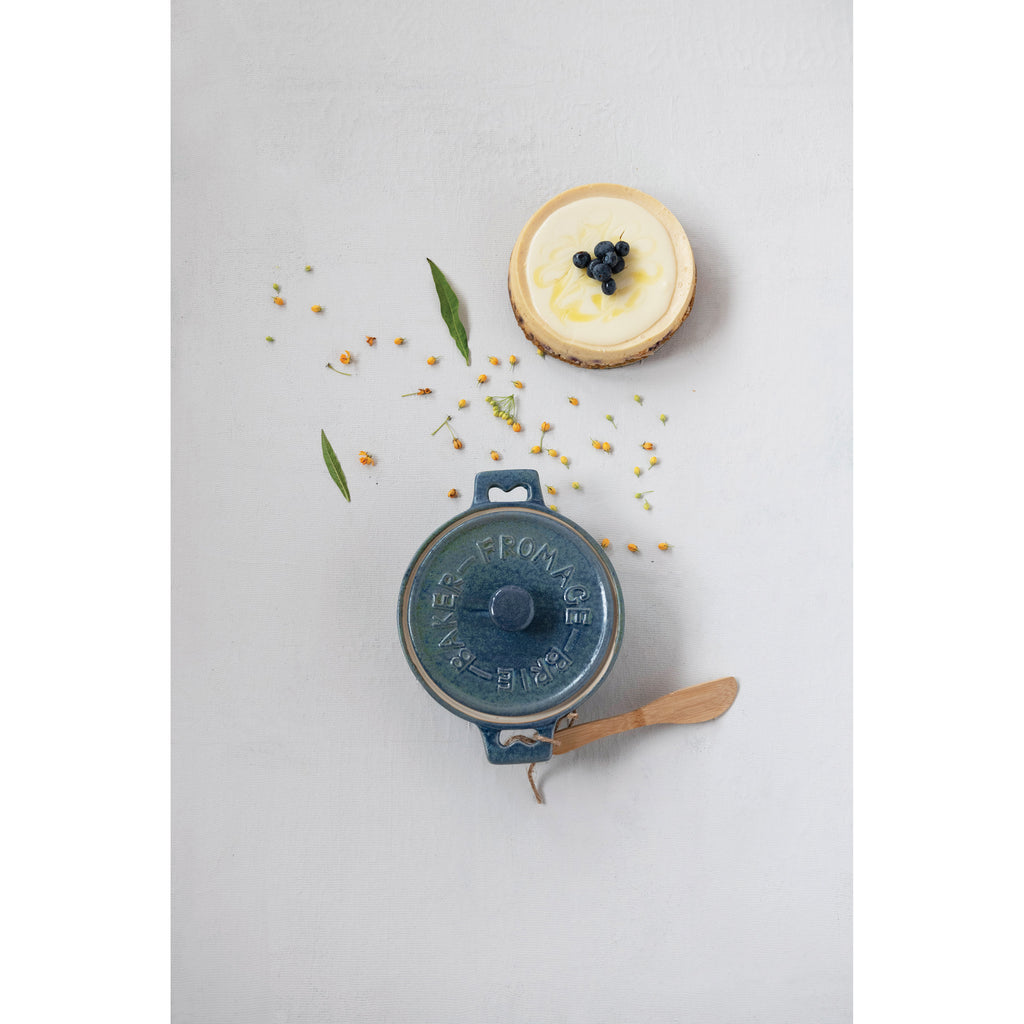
[524,196,677,347]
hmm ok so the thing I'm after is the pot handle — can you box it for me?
[478,723,558,764]
[471,469,547,509]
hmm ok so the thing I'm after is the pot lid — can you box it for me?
[398,470,624,727]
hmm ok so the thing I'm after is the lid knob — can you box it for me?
[488,585,535,632]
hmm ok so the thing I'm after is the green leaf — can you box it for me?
[426,258,470,365]
[321,429,350,501]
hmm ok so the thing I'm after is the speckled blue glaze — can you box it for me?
[398,469,624,764]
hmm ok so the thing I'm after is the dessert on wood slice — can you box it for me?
[508,183,695,368]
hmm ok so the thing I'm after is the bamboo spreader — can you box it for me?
[551,676,738,755]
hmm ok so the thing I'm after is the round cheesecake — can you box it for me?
[508,184,695,368]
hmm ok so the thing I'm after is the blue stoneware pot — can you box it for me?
[398,469,624,764]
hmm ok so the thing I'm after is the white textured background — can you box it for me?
[172,1,851,1021]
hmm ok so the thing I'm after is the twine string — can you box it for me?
[525,710,579,805]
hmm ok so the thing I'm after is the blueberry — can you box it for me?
[572,250,591,269]
[603,250,618,265]
[601,278,617,295]
[594,240,615,258]
[586,265,595,278]
[615,240,630,258]
[592,261,612,282]
[611,255,625,274]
